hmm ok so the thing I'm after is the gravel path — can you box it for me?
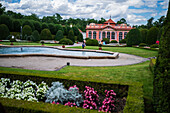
[0,53,149,71]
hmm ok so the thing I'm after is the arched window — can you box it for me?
[102,32,105,38]
[107,32,110,39]
[124,32,128,39]
[111,32,115,39]
[89,31,92,39]
[99,31,101,39]
[93,31,96,39]
[119,32,123,41]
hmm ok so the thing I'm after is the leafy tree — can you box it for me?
[0,3,5,15]
[55,30,64,41]
[22,25,32,40]
[12,19,21,32]
[68,30,75,42]
[77,32,83,42]
[32,30,40,41]
[117,18,127,24]
[72,26,79,36]
[40,29,52,40]
[98,17,106,24]
[140,29,148,43]
[146,27,159,45]
[55,24,63,33]
[63,26,68,36]
[59,38,73,45]
[42,23,49,30]
[0,24,10,40]
[147,17,154,29]
[22,20,35,31]
[33,21,41,33]
[0,15,13,31]
[55,13,62,23]
[48,23,56,35]
[153,1,170,113]
[126,29,141,46]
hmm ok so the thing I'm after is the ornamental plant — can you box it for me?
[99,90,117,112]
[83,86,99,110]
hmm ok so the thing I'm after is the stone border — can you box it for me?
[0,45,119,59]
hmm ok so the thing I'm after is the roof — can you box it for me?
[104,19,116,24]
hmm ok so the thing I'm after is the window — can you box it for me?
[102,32,105,38]
[107,32,110,39]
[119,32,123,41]
[111,32,115,39]
[93,31,96,39]
[124,32,128,38]
[99,31,101,39]
[89,31,92,39]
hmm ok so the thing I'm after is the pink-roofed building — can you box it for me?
[86,19,133,42]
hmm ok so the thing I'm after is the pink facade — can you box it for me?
[86,19,133,42]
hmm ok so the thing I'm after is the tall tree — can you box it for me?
[0,24,10,40]
[12,19,21,32]
[117,18,127,24]
[22,25,32,40]
[55,30,64,41]
[147,17,154,29]
[146,27,159,45]
[0,3,5,15]
[68,30,75,42]
[0,15,13,31]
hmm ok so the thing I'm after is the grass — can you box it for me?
[68,46,158,58]
[0,41,62,46]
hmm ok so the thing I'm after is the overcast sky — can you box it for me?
[0,0,169,25]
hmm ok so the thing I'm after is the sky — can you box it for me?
[0,0,169,26]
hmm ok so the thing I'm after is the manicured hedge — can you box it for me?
[0,72,144,113]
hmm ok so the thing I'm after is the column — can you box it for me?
[117,31,119,42]
[110,31,111,41]
[122,31,124,39]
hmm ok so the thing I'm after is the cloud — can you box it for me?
[159,0,169,9]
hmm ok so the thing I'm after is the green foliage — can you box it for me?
[55,30,64,41]
[72,26,79,36]
[48,23,56,35]
[40,29,52,40]
[102,38,110,44]
[0,3,5,15]
[22,25,32,40]
[77,33,83,42]
[42,23,48,30]
[22,20,35,31]
[140,29,148,43]
[0,24,10,40]
[146,27,159,45]
[68,30,75,42]
[86,39,98,46]
[111,40,118,43]
[139,43,147,47]
[0,15,13,31]
[59,38,73,45]
[119,39,126,43]
[149,59,156,73]
[33,21,41,33]
[12,19,21,32]
[153,3,170,112]
[32,30,40,42]
[150,44,159,48]
[55,24,63,33]
[126,29,141,46]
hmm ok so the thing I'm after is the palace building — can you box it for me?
[86,19,133,42]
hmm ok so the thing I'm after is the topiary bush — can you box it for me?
[68,30,75,42]
[0,24,10,40]
[86,39,98,46]
[111,40,118,43]
[150,44,159,48]
[22,20,35,31]
[119,39,126,43]
[55,30,64,41]
[140,29,148,43]
[102,38,110,44]
[146,27,159,45]
[126,28,141,46]
[40,29,52,40]
[139,43,147,47]
[32,30,40,42]
[59,38,73,45]
[22,25,32,40]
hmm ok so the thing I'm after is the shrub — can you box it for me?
[146,27,159,45]
[22,25,32,40]
[140,29,148,43]
[0,24,10,40]
[55,30,64,41]
[0,15,13,31]
[102,38,110,44]
[139,43,147,47]
[33,21,42,33]
[59,38,73,45]
[55,24,63,33]
[111,40,118,43]
[126,28,142,46]
[77,33,83,42]
[32,30,40,42]
[150,44,159,48]
[68,30,75,42]
[12,19,21,32]
[22,20,35,31]
[86,39,98,46]
[40,29,52,40]
[119,39,126,43]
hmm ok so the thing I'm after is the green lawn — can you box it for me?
[0,41,62,46]
[69,46,158,58]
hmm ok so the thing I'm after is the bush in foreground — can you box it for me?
[59,38,73,45]
[86,39,98,46]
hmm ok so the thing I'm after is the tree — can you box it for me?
[0,3,5,15]
[117,18,127,24]
[55,30,64,41]
[77,32,83,42]
[55,24,63,33]
[32,30,40,41]
[126,29,141,46]
[48,23,56,35]
[98,17,106,24]
[0,15,13,31]
[0,24,10,40]
[153,2,170,113]
[68,30,75,42]
[42,23,48,30]
[22,25,32,40]
[55,13,62,23]
[12,19,21,32]
[147,17,154,29]
[146,27,159,45]
[33,21,41,33]
[22,20,35,31]
[40,29,52,40]
[140,29,148,43]
[72,26,79,36]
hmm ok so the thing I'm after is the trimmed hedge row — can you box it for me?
[0,72,144,113]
